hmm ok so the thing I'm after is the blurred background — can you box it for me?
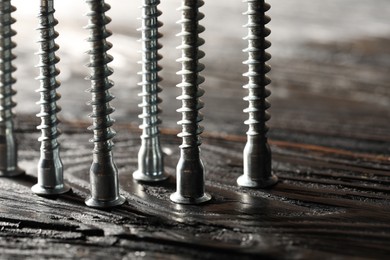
[10,0,390,137]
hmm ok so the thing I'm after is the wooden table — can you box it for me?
[4,51,390,257]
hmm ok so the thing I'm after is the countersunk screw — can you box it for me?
[133,0,168,182]
[237,0,278,188]
[170,0,211,205]
[32,0,71,195]
[85,0,125,208]
[0,0,24,177]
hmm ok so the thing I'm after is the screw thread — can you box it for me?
[84,0,125,208]
[177,0,206,151]
[36,0,61,152]
[237,0,277,188]
[243,0,271,138]
[0,1,17,129]
[170,0,211,204]
[133,0,168,182]
[0,1,24,176]
[32,0,70,195]
[85,0,116,155]
[138,0,163,137]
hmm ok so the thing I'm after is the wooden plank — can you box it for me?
[0,115,389,259]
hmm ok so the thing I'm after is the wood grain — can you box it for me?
[0,113,388,259]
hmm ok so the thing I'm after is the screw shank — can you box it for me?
[37,147,64,188]
[176,148,205,198]
[0,132,18,173]
[243,135,272,180]
[136,138,165,178]
[89,152,121,202]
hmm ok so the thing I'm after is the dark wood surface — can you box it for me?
[2,104,390,259]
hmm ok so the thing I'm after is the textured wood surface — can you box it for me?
[0,111,389,259]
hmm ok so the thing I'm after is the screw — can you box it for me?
[32,0,71,195]
[170,0,211,205]
[0,0,24,177]
[237,0,278,188]
[133,0,168,182]
[84,0,125,208]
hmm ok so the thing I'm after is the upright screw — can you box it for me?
[0,0,24,177]
[170,0,211,204]
[133,0,168,182]
[85,0,125,208]
[32,0,71,195]
[237,0,278,188]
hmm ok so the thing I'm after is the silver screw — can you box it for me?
[32,0,71,195]
[237,0,278,188]
[133,0,168,182]
[0,0,24,177]
[170,0,211,205]
[85,0,125,208]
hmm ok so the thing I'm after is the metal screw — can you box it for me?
[85,0,125,208]
[237,0,278,188]
[32,0,71,195]
[0,0,24,177]
[133,0,168,182]
[170,0,211,205]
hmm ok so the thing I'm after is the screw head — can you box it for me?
[85,195,126,209]
[237,174,278,189]
[133,170,168,182]
[31,183,71,196]
[0,167,25,177]
[170,192,211,205]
